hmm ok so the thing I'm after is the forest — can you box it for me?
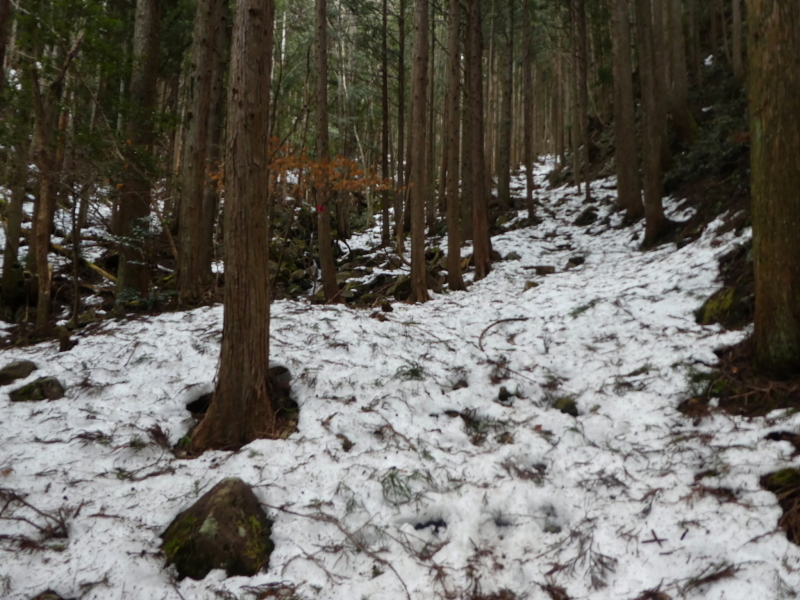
[0,0,799,598]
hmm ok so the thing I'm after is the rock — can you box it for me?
[385,255,403,270]
[524,281,539,291]
[381,301,393,312]
[162,477,273,581]
[9,377,65,402]
[388,275,412,300]
[452,379,468,391]
[340,287,355,300]
[0,360,37,386]
[553,396,578,417]
[532,265,556,275]
[573,207,598,226]
[504,252,521,261]
[565,256,585,270]
[336,271,354,285]
[30,592,68,600]
[498,386,512,402]
[425,271,443,294]
[290,269,306,283]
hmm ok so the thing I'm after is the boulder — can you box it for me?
[162,477,273,580]
[573,207,598,226]
[553,396,578,417]
[504,252,521,261]
[30,592,68,600]
[532,265,556,276]
[0,360,37,386]
[9,377,65,402]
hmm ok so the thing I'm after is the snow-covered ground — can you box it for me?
[2,162,798,600]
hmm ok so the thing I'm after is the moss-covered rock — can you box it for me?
[161,477,273,580]
[0,360,37,386]
[695,287,736,325]
[9,377,65,402]
[553,396,578,417]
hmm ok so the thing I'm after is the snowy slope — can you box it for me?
[1,162,798,600]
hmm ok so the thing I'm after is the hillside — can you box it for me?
[2,163,797,600]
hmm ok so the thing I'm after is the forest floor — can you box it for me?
[1,160,798,600]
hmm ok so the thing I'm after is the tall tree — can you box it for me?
[522,0,535,219]
[381,0,391,246]
[634,0,667,246]
[445,0,465,291]
[315,0,341,303]
[0,0,10,99]
[747,0,800,375]
[192,0,276,451]
[409,0,430,302]
[495,0,514,210]
[177,0,225,304]
[610,0,643,219]
[466,0,491,280]
[117,0,160,300]
[575,0,591,202]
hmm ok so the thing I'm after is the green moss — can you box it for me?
[696,287,735,325]
[241,515,272,562]
[764,468,800,494]
[163,514,198,562]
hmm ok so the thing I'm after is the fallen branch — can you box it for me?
[479,317,529,352]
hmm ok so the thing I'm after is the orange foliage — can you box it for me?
[207,137,392,207]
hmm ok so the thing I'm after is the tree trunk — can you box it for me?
[117,0,160,300]
[445,0,465,290]
[748,0,800,375]
[381,0,391,246]
[1,137,30,309]
[192,0,276,451]
[467,0,491,280]
[732,0,743,80]
[0,0,10,100]
[610,0,643,219]
[635,0,667,246]
[201,2,229,274]
[669,0,693,144]
[395,0,407,241]
[496,0,513,210]
[315,0,340,303]
[177,0,224,304]
[522,0,534,218]
[409,0,430,303]
[576,0,591,202]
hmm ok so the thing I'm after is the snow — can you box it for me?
[2,161,798,600]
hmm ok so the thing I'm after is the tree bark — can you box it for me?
[748,0,800,375]
[117,0,160,300]
[496,0,513,210]
[0,0,10,100]
[732,0,743,80]
[467,0,491,280]
[445,0,465,290]
[409,0,430,303]
[381,0,391,246]
[576,0,591,202]
[669,0,693,144]
[395,0,407,242]
[201,2,229,274]
[635,0,667,246]
[192,0,276,451]
[178,0,224,304]
[522,0,534,218]
[315,0,340,303]
[610,0,643,219]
